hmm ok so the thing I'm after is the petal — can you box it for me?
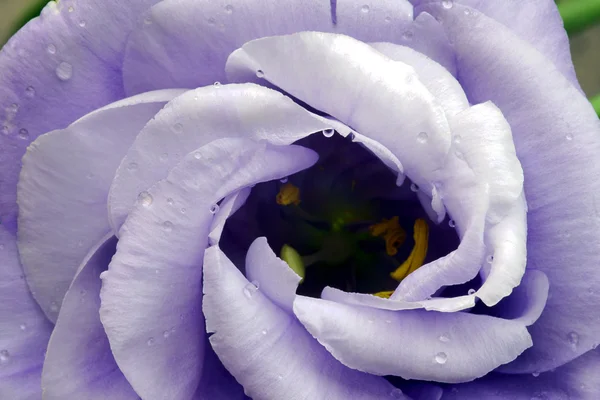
[444,348,600,399]
[41,234,137,400]
[100,138,317,400]
[208,188,252,246]
[245,237,302,314]
[0,226,52,400]
[108,83,331,232]
[294,296,532,383]
[412,0,581,91]
[0,0,161,230]
[121,0,414,95]
[17,89,181,321]
[492,269,549,327]
[423,2,600,373]
[203,246,407,400]
[370,42,469,117]
[225,32,452,191]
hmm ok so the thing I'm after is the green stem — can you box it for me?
[558,0,600,35]
[591,94,600,117]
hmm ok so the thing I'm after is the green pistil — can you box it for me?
[280,245,306,282]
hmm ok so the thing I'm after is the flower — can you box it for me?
[1,0,599,399]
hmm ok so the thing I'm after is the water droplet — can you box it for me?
[468,288,476,295]
[166,198,174,206]
[50,302,59,313]
[47,44,57,54]
[159,152,169,162]
[180,207,187,214]
[361,5,370,13]
[434,352,448,364]
[68,6,74,12]
[261,329,268,335]
[453,135,462,144]
[127,162,138,171]
[173,122,183,134]
[567,331,579,348]
[18,129,29,140]
[256,69,265,78]
[0,350,10,363]
[486,254,494,263]
[163,330,171,339]
[78,20,86,27]
[193,152,203,161]
[417,131,428,143]
[280,177,288,183]
[384,16,392,23]
[162,221,174,232]
[213,81,221,87]
[225,4,234,13]
[1,125,9,136]
[322,128,335,138]
[464,9,472,16]
[532,371,540,377]
[207,17,216,25]
[448,219,456,228]
[442,0,453,9]
[402,30,414,41]
[138,191,153,207]
[565,133,573,141]
[243,281,259,299]
[439,334,450,343]
[7,103,18,113]
[25,86,36,98]
[56,62,73,81]
[410,183,419,192]
[210,204,220,214]
[147,337,155,346]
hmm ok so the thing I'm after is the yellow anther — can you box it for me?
[373,290,394,299]
[276,182,301,206]
[390,219,429,282]
[368,216,407,256]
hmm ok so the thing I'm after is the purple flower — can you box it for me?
[1,0,599,399]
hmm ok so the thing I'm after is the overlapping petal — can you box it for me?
[108,84,331,232]
[0,226,52,400]
[203,245,407,400]
[41,234,137,400]
[100,138,317,400]
[17,89,182,320]
[0,0,161,231]
[422,1,600,373]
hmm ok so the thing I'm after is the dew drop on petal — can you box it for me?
[261,329,268,335]
[19,324,27,331]
[417,131,428,143]
[384,16,392,23]
[138,191,153,207]
[448,219,456,228]
[50,302,59,313]
[47,44,57,54]
[166,198,174,206]
[25,86,36,98]
[438,333,450,343]
[207,17,216,25]
[256,69,265,78]
[210,204,220,214]
[390,388,405,399]
[56,62,73,81]
[0,350,10,363]
[162,221,174,232]
[454,150,464,160]
[173,122,183,134]
[78,20,86,27]
[159,153,169,162]
[402,30,414,41]
[532,372,540,377]
[434,352,448,364]
[127,162,139,171]
[147,337,155,346]
[242,281,259,299]
[567,331,579,349]
[468,288,476,295]
[1,126,9,136]
[442,0,453,9]
[163,330,171,339]
[565,133,573,141]
[361,5,370,13]
[18,129,29,140]
[410,183,419,192]
[225,4,234,13]
[322,128,335,138]
[280,177,288,183]
[68,6,74,12]
[193,152,202,160]
[213,81,221,87]
[486,254,494,263]
[180,207,187,214]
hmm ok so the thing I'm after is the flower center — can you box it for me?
[221,133,459,298]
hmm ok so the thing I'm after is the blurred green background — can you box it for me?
[1,0,599,99]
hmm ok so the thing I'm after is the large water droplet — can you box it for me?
[138,191,154,208]
[18,129,29,140]
[56,62,73,81]
[242,281,259,299]
[0,350,10,363]
[213,81,221,87]
[486,254,494,263]
[78,20,86,27]
[434,352,448,364]
[322,128,335,138]
[468,288,476,295]
[442,0,453,9]
[417,131,428,143]
[256,69,265,78]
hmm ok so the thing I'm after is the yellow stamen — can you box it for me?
[373,290,394,298]
[368,216,407,256]
[390,219,429,282]
[276,182,301,206]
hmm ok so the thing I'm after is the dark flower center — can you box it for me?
[222,132,459,298]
